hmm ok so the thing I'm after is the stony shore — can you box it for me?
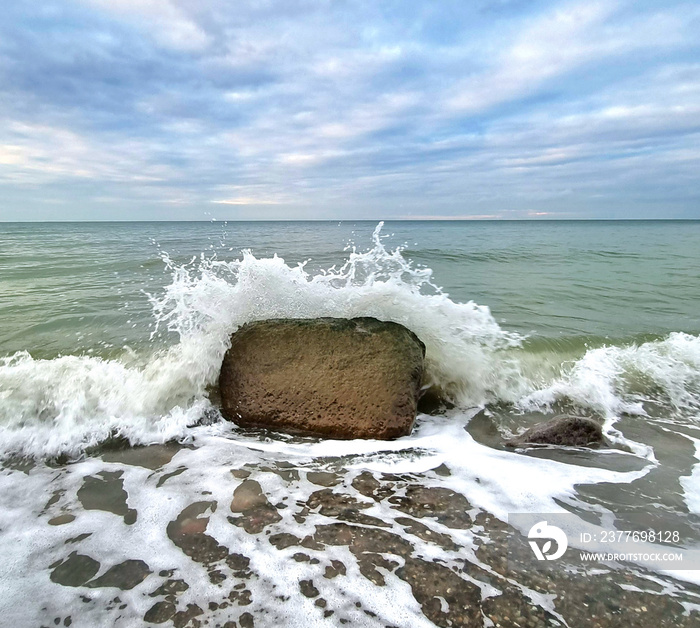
[3,435,699,628]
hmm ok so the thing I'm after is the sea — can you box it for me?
[1,220,699,627]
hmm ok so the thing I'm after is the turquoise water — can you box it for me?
[2,220,700,627]
[2,218,700,461]
[2,220,699,359]
[2,220,700,448]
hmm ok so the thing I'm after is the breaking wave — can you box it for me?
[1,223,699,457]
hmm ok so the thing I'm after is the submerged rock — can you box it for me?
[219,317,425,439]
[506,415,604,448]
[49,552,100,587]
[87,559,151,590]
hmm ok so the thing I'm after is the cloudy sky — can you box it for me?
[1,0,699,221]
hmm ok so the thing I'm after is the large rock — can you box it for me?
[219,317,425,439]
[506,416,604,448]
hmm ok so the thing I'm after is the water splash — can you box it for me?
[1,224,700,458]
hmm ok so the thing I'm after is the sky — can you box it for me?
[0,0,699,221]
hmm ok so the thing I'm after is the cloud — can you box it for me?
[211,198,283,206]
[78,0,210,51]
[0,0,699,220]
[445,0,689,114]
[448,2,615,112]
[0,120,174,184]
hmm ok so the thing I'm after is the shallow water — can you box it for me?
[1,220,700,627]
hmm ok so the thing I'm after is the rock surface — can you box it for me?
[506,415,605,448]
[219,317,425,439]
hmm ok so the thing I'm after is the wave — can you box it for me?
[518,332,700,419]
[1,223,699,458]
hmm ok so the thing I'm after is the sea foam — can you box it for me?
[1,223,699,458]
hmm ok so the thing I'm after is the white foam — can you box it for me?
[4,407,699,628]
[3,225,700,625]
[201,411,650,521]
[518,333,700,421]
[0,223,522,457]
[2,223,700,461]
[680,434,700,514]
[148,223,523,406]
[0,350,213,457]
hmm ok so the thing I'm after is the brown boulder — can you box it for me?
[218,317,425,439]
[506,415,604,448]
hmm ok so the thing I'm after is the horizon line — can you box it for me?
[2,218,700,224]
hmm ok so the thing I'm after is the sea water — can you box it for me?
[1,220,699,627]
